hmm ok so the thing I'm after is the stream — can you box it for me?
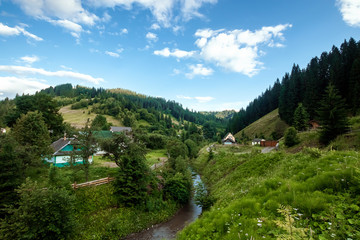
[123,173,202,240]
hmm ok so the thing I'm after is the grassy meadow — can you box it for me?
[59,105,123,129]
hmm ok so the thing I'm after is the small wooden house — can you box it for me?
[46,136,93,167]
[252,138,263,145]
[260,140,279,147]
[222,133,236,145]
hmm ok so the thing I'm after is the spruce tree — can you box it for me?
[293,103,309,131]
[317,84,349,145]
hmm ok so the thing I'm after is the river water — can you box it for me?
[123,174,202,240]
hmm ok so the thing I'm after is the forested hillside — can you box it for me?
[0,83,227,141]
[228,38,360,136]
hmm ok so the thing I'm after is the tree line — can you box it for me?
[227,38,360,137]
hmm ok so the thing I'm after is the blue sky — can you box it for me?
[0,0,360,111]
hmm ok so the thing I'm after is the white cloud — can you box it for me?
[150,23,160,30]
[0,22,43,41]
[87,0,217,27]
[13,0,99,26]
[186,64,213,78]
[20,55,40,65]
[0,65,104,84]
[0,76,49,99]
[154,47,195,58]
[102,12,112,22]
[12,0,99,39]
[194,24,292,76]
[105,51,120,57]
[337,0,360,27]
[48,19,83,33]
[146,32,158,41]
[181,0,217,21]
[177,95,214,103]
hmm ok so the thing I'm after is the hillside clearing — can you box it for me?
[59,105,123,129]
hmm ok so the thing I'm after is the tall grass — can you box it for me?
[179,148,360,239]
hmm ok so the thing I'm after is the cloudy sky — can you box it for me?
[0,0,359,111]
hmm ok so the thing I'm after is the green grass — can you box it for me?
[146,149,167,166]
[59,105,123,129]
[179,147,360,239]
[235,109,288,140]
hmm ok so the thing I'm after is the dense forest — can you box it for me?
[227,38,360,135]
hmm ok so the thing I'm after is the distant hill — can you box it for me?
[200,110,236,120]
[234,108,288,140]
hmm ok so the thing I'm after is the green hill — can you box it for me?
[234,108,288,140]
[179,145,360,239]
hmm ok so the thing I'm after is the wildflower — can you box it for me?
[239,223,242,226]
[328,222,332,225]
[245,233,248,236]
[257,218,263,223]
[257,223,262,227]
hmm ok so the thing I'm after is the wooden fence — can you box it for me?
[72,177,115,189]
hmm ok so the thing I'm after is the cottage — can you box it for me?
[222,133,236,145]
[46,136,93,167]
[252,138,263,145]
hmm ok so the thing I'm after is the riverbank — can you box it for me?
[124,174,203,240]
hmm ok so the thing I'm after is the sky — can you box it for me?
[0,0,360,111]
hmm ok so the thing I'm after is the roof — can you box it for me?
[252,138,263,142]
[110,126,132,132]
[93,130,113,140]
[222,133,236,143]
[51,138,72,154]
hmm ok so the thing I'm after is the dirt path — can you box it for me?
[261,147,275,153]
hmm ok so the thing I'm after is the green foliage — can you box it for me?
[164,172,191,205]
[194,181,215,211]
[293,103,309,131]
[317,84,349,145]
[12,111,52,166]
[91,114,110,130]
[275,205,309,240]
[166,138,188,159]
[0,179,76,240]
[77,119,97,181]
[112,143,149,207]
[284,127,300,147]
[0,135,23,216]
[185,139,199,159]
[71,99,89,109]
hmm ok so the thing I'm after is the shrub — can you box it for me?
[0,179,76,240]
[164,173,191,205]
[284,127,300,147]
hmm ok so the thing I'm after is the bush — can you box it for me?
[284,127,299,147]
[0,179,76,240]
[164,173,191,205]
